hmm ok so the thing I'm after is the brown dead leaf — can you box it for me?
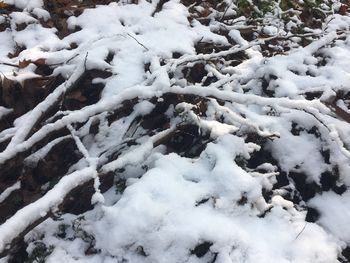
[19,58,46,68]
[339,4,348,16]
[18,59,31,68]
[0,1,10,9]
[34,58,46,66]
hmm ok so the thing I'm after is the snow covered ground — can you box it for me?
[0,0,350,262]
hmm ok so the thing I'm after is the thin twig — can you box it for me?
[127,33,149,51]
[84,52,89,71]
[0,62,19,68]
[48,53,80,67]
[295,223,307,240]
[220,0,233,22]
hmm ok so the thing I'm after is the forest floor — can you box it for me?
[1,0,350,262]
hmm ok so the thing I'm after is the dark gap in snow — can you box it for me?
[291,122,303,136]
[23,138,82,189]
[141,111,169,130]
[0,154,27,195]
[191,241,213,258]
[0,115,15,151]
[320,166,347,195]
[321,148,331,164]
[195,197,210,206]
[273,171,289,189]
[144,62,151,73]
[261,76,275,97]
[262,188,273,203]
[223,51,248,65]
[289,172,321,201]
[182,63,207,84]
[165,124,210,158]
[305,207,320,223]
[340,246,350,263]
[305,69,317,77]
[105,51,115,64]
[239,27,256,42]
[135,245,148,257]
[280,187,302,204]
[307,126,321,138]
[107,98,138,125]
[0,18,10,32]
[247,146,277,169]
[0,190,22,224]
[203,76,219,86]
[172,52,183,59]
[140,98,172,130]
[304,91,323,100]
[258,206,273,218]
[27,241,54,263]
[180,0,200,7]
[115,177,127,194]
[7,239,28,263]
[15,22,29,32]
[0,74,65,141]
[237,194,248,206]
[320,170,338,192]
[70,42,78,49]
[61,180,95,215]
[152,0,169,17]
[195,42,230,55]
[63,69,112,111]
[34,63,54,76]
[7,44,26,59]
[0,137,82,223]
[333,184,347,195]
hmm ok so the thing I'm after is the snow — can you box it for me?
[3,0,43,10]
[1,0,350,262]
[0,31,14,61]
[12,23,66,50]
[0,182,20,204]
[309,190,350,244]
[266,120,329,182]
[262,25,279,36]
[37,135,339,263]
